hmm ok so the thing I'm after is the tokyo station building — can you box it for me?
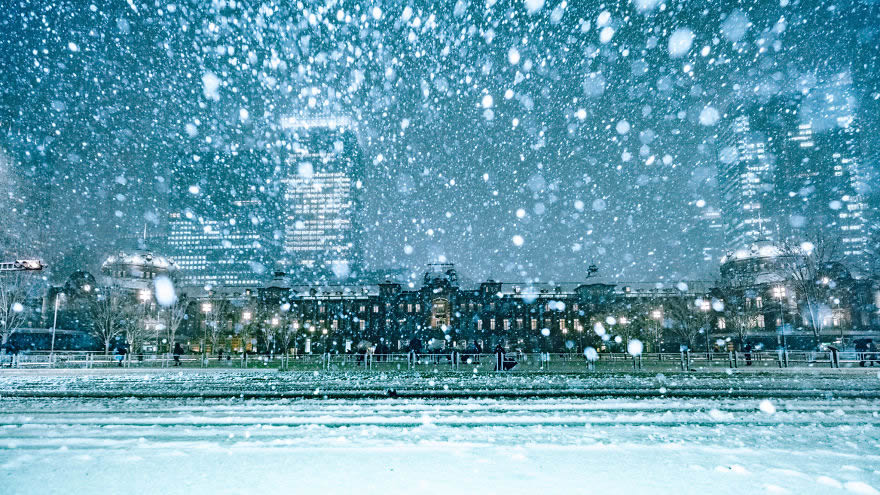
[188,263,716,355]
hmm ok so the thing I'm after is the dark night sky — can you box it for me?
[2,0,879,284]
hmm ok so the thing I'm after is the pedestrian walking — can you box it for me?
[868,340,878,367]
[494,343,505,371]
[408,337,422,365]
[173,343,183,367]
[115,344,127,367]
[856,339,869,367]
[744,343,753,366]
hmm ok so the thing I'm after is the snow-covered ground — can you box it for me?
[1,370,880,494]
[2,368,880,399]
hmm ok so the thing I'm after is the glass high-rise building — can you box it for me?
[717,75,874,275]
[165,149,284,288]
[281,118,363,280]
[780,119,871,274]
[718,114,776,253]
[166,200,270,288]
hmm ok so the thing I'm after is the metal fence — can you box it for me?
[3,349,879,371]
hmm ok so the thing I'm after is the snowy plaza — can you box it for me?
[2,0,880,493]
[1,369,879,494]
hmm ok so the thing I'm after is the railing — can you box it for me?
[4,349,880,371]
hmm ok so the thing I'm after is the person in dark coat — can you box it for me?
[868,340,879,367]
[115,344,127,367]
[494,343,505,371]
[408,337,422,364]
[374,341,387,362]
[856,339,869,367]
[743,343,753,366]
[172,343,184,366]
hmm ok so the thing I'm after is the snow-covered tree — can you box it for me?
[664,297,711,351]
[778,232,845,345]
[89,286,127,355]
[163,295,188,353]
[0,272,36,349]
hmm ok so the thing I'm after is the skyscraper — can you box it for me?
[718,115,776,252]
[0,147,50,261]
[780,119,871,273]
[280,118,363,280]
[166,200,270,288]
[717,74,874,275]
[165,149,284,288]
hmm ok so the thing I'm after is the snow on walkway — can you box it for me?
[1,371,879,494]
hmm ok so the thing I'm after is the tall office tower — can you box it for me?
[718,115,777,253]
[781,119,872,275]
[697,206,725,264]
[165,149,284,288]
[281,118,363,280]
[166,200,269,288]
[717,74,873,275]
[0,147,49,261]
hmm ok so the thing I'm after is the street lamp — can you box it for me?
[833,297,842,340]
[773,286,788,360]
[651,309,663,355]
[201,302,212,365]
[50,292,65,362]
[139,289,153,353]
[697,298,712,359]
[292,320,300,357]
[238,309,253,366]
[241,310,252,354]
[271,316,279,358]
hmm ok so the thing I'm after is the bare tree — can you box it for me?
[621,305,658,351]
[122,303,150,356]
[713,276,763,348]
[0,272,36,349]
[164,295,188,352]
[205,298,230,354]
[89,286,127,355]
[255,307,279,356]
[642,315,665,353]
[277,318,296,357]
[272,314,297,369]
[779,232,842,344]
[664,297,711,350]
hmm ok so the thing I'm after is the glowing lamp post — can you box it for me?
[240,310,252,366]
[201,302,212,366]
[50,292,65,363]
[773,286,788,363]
[698,299,712,359]
[651,309,663,356]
